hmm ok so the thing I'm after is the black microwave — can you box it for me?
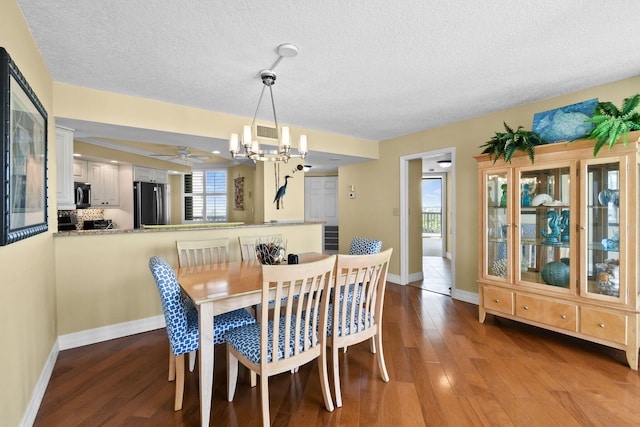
[74,182,91,209]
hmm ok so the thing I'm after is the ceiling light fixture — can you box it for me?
[229,44,308,163]
[437,159,452,168]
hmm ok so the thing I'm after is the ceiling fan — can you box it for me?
[149,146,210,163]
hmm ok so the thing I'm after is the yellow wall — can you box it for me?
[339,75,640,292]
[0,2,56,425]
[54,224,322,334]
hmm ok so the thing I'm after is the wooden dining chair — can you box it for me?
[148,256,256,411]
[176,237,232,372]
[327,248,393,407]
[176,237,230,267]
[225,255,337,426]
[238,234,283,260]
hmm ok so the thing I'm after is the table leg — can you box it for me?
[199,302,214,427]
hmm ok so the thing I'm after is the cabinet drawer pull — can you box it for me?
[599,323,605,328]
[494,299,500,303]
[561,314,567,319]
[523,305,529,310]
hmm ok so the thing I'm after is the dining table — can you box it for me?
[176,252,327,427]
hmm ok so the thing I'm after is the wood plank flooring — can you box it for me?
[34,284,640,426]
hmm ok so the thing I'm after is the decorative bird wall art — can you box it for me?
[274,175,292,210]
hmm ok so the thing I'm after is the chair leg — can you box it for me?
[168,346,176,381]
[188,350,197,372]
[374,332,389,382]
[174,354,185,411]
[260,373,270,427]
[370,336,377,354]
[332,344,343,408]
[227,347,239,402]
[318,345,334,412]
[250,369,257,388]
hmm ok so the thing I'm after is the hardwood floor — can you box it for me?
[35,284,640,426]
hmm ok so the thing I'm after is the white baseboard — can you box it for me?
[451,288,479,305]
[58,315,165,351]
[20,340,59,427]
[387,272,401,284]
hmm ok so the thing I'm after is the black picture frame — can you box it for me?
[0,47,48,246]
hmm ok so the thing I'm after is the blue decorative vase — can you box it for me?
[541,262,570,287]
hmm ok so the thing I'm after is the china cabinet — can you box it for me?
[475,132,640,369]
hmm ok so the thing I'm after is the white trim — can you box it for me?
[58,315,166,350]
[400,148,457,289]
[386,273,401,284]
[451,288,479,305]
[20,339,59,427]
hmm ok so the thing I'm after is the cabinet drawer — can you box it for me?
[515,294,544,322]
[515,295,577,331]
[544,300,578,331]
[483,287,514,315]
[580,307,627,345]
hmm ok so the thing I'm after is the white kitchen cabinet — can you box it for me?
[73,159,88,182]
[134,165,168,184]
[88,161,120,207]
[56,126,76,210]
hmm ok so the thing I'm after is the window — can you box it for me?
[184,170,227,222]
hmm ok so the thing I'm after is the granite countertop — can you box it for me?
[54,221,323,237]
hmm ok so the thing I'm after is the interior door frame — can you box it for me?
[400,147,456,286]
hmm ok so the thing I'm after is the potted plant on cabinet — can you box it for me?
[582,94,640,157]
[480,122,544,164]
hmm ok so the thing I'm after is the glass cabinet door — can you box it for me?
[517,165,574,290]
[484,171,511,281]
[582,158,625,301]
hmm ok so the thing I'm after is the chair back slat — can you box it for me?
[238,234,283,260]
[177,238,229,267]
[260,255,336,371]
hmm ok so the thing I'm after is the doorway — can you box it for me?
[400,148,456,296]
[421,175,451,295]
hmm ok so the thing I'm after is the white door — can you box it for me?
[305,177,338,252]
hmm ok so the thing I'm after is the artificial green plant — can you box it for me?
[480,122,544,164]
[583,94,640,157]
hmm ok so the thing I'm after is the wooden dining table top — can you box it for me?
[175,252,328,305]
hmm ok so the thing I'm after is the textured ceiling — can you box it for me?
[16,0,640,170]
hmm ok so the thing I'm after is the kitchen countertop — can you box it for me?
[53,221,322,237]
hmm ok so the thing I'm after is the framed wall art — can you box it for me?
[0,47,48,246]
[532,98,598,143]
[234,176,244,210]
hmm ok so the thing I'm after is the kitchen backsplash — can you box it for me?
[58,209,107,230]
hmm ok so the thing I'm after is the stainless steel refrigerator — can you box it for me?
[133,181,168,228]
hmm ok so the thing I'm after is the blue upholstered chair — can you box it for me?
[148,256,255,411]
[348,237,382,255]
[225,256,337,426]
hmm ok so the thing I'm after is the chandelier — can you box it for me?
[229,44,308,163]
